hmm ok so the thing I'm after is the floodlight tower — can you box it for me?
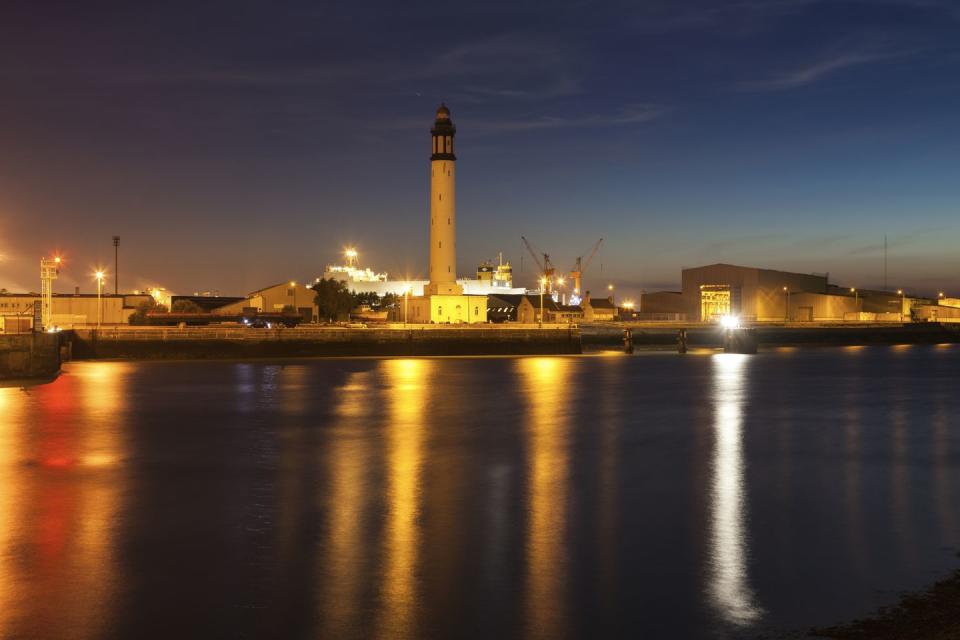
[40,255,62,330]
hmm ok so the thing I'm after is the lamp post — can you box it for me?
[783,286,789,322]
[850,288,858,320]
[404,286,410,325]
[290,281,297,319]
[95,270,105,328]
[897,289,905,321]
[112,236,119,295]
[539,277,547,327]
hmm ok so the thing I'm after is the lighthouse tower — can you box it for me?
[407,104,487,324]
[425,104,463,296]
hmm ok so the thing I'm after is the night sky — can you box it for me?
[1,1,958,298]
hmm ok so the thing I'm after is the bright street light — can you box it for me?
[94,270,106,328]
[539,277,548,327]
[720,315,740,330]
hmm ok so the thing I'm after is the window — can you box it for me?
[447,218,450,225]
[287,288,295,296]
[474,307,479,316]
[439,193,442,201]
[438,306,443,316]
[438,241,442,248]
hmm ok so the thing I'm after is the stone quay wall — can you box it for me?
[0,333,61,380]
[68,325,583,360]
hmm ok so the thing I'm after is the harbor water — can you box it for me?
[1,345,958,638]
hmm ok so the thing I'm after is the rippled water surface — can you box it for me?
[1,346,959,639]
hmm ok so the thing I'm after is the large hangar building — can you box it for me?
[681,263,834,322]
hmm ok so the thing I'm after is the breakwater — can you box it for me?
[68,325,582,359]
[0,333,61,381]
[582,322,960,348]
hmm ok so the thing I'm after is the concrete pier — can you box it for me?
[582,322,960,349]
[0,333,61,381]
[67,325,582,360]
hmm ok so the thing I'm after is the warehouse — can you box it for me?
[681,264,836,322]
[0,292,151,330]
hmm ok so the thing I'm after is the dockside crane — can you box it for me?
[521,236,556,293]
[569,238,603,300]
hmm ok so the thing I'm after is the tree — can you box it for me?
[312,278,355,322]
[171,299,204,313]
[128,298,168,325]
[381,292,399,309]
[353,291,381,308]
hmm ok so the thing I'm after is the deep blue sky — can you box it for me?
[1,0,958,298]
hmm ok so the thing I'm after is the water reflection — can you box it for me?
[0,386,28,636]
[519,357,573,640]
[708,355,762,626]
[0,363,127,638]
[321,370,376,638]
[377,359,434,639]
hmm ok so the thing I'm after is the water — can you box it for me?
[1,346,958,639]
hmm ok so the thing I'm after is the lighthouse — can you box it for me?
[407,105,487,323]
[426,104,462,296]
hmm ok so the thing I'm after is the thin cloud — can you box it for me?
[416,34,585,102]
[739,48,914,91]
[471,104,665,133]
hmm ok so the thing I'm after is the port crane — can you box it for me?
[569,238,603,300]
[521,236,557,293]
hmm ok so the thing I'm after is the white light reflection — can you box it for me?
[708,354,762,626]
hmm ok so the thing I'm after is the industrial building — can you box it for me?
[583,294,618,322]
[0,292,152,331]
[639,263,943,322]
[213,282,319,322]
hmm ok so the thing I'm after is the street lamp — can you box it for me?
[95,270,105,328]
[783,286,789,322]
[897,289,905,321]
[539,277,548,327]
[850,288,858,320]
[404,285,410,325]
[290,281,297,319]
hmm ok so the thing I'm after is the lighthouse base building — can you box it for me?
[407,104,488,324]
[407,293,488,324]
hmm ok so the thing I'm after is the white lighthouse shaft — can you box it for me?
[430,159,456,286]
[426,104,463,296]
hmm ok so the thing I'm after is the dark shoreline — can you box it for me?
[810,565,960,639]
